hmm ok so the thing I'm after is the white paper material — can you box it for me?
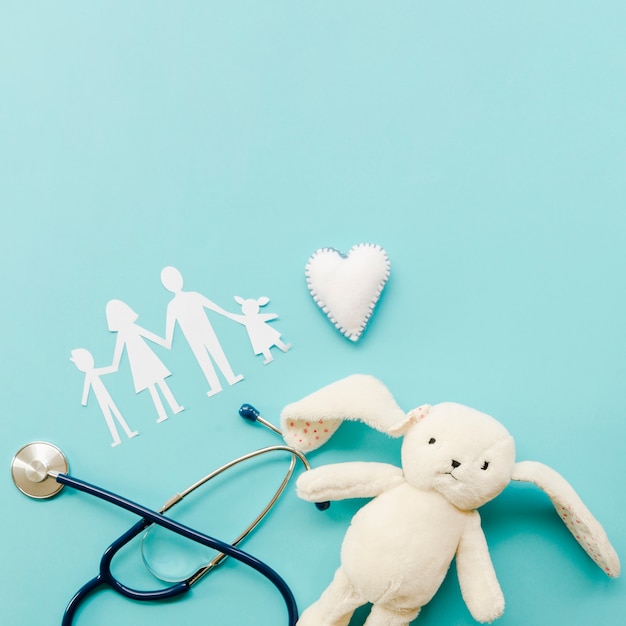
[162,266,244,397]
[231,296,291,364]
[71,266,291,447]
[107,298,185,422]
[70,348,139,447]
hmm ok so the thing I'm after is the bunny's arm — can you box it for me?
[456,511,505,624]
[296,462,404,502]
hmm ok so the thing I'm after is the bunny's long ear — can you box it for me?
[512,460,620,578]
[280,374,412,451]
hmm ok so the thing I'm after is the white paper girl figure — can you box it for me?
[70,348,139,447]
[106,299,184,423]
[231,296,291,364]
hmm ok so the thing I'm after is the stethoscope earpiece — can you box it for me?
[238,403,260,422]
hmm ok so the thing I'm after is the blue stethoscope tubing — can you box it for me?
[12,405,324,624]
[55,470,299,626]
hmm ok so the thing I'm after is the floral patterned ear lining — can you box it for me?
[282,416,342,452]
[554,500,618,576]
[512,460,620,578]
[305,243,390,342]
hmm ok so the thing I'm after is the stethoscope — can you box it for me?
[11,404,328,626]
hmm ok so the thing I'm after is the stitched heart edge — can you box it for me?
[305,243,390,342]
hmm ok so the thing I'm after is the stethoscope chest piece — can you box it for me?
[11,441,68,499]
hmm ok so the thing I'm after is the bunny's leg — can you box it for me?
[297,567,365,626]
[362,603,421,626]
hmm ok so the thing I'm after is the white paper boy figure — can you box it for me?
[161,266,244,398]
[70,348,139,447]
[106,299,184,423]
[231,296,291,364]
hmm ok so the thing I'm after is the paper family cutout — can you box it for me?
[306,243,390,342]
[71,266,291,447]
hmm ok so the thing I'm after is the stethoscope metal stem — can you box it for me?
[148,411,314,583]
[172,444,311,506]
[161,444,308,584]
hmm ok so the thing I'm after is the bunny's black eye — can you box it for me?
[428,438,436,444]
[481,461,489,471]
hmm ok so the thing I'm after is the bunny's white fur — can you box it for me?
[288,375,619,626]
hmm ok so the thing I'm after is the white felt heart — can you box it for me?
[305,244,390,342]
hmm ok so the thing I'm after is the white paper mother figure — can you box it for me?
[161,266,243,398]
[106,299,184,423]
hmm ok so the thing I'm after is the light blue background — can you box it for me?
[1,2,625,624]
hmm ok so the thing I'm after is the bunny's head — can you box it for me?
[392,403,515,510]
[280,374,620,578]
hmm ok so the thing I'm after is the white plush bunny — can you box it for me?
[280,375,620,626]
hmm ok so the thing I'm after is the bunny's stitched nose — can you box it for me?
[451,460,461,469]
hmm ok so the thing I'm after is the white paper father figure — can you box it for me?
[161,266,244,398]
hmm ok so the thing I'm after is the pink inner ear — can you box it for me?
[283,417,341,451]
[291,419,327,444]
[409,404,431,420]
